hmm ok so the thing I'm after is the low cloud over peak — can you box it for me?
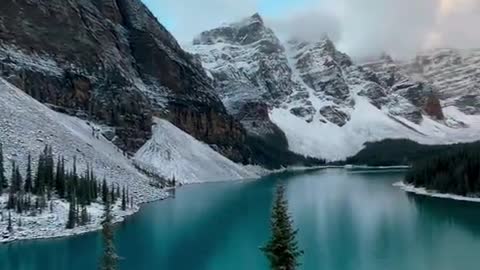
[147,0,480,59]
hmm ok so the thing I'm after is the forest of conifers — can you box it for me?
[404,143,480,196]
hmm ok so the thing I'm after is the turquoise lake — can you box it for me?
[2,169,480,269]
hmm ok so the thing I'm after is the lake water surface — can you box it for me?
[2,169,480,270]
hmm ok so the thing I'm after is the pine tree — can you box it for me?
[121,187,126,211]
[6,186,15,210]
[7,211,13,233]
[99,201,118,270]
[10,161,17,192]
[66,191,77,229]
[25,153,33,193]
[0,143,5,195]
[260,184,303,270]
[13,165,23,193]
[116,186,120,200]
[80,206,89,226]
[102,178,109,204]
[110,183,115,203]
[34,153,45,196]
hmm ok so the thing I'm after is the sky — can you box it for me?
[144,0,480,59]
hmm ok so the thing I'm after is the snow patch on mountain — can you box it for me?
[271,96,480,161]
[134,118,260,184]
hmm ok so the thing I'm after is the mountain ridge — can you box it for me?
[189,13,480,161]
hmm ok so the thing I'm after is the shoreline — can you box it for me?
[0,165,325,245]
[0,192,169,245]
[394,181,480,203]
[1,166,411,245]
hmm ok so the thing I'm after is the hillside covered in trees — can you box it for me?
[404,143,480,196]
[0,143,149,241]
[345,139,480,166]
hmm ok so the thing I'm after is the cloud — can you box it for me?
[269,0,480,59]
[267,9,343,44]
[147,0,480,59]
[430,0,480,50]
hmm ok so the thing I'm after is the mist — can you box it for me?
[147,0,480,60]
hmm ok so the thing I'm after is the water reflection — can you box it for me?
[2,170,480,270]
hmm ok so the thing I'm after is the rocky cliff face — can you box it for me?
[405,48,480,115]
[0,0,249,162]
[190,14,297,115]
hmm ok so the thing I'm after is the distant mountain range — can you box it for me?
[188,13,480,160]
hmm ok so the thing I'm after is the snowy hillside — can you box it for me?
[0,77,169,242]
[0,78,164,202]
[189,14,480,161]
[134,118,260,184]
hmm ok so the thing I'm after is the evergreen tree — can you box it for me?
[10,161,17,192]
[260,184,303,270]
[121,187,126,211]
[110,183,115,203]
[66,191,77,229]
[116,186,120,200]
[13,165,23,193]
[55,156,66,198]
[25,153,33,193]
[7,211,13,233]
[102,178,109,204]
[34,153,45,195]
[43,146,53,190]
[80,206,89,226]
[6,186,15,210]
[99,201,118,270]
[0,143,5,194]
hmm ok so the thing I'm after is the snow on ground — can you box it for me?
[134,118,260,184]
[394,182,480,203]
[0,77,168,242]
[0,195,138,243]
[271,95,480,161]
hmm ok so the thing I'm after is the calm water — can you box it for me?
[3,169,480,270]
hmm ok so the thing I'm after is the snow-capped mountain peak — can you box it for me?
[194,13,277,46]
[189,14,480,161]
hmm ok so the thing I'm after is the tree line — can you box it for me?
[345,139,480,166]
[405,144,480,196]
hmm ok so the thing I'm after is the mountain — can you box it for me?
[0,0,251,164]
[189,14,480,161]
[188,14,325,167]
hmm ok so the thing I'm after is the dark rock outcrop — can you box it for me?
[319,106,350,127]
[424,95,444,120]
